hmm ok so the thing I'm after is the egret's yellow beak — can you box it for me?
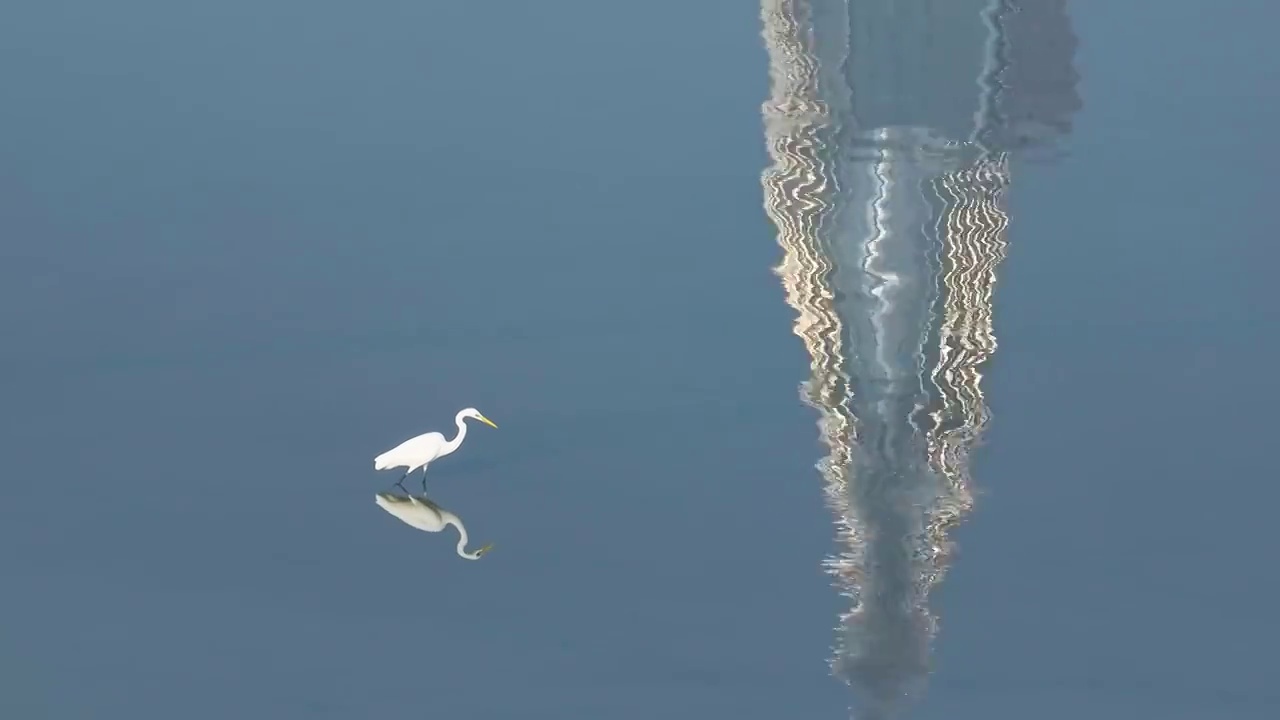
[476,543,494,557]
[477,414,498,429]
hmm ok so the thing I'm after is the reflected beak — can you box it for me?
[477,414,498,429]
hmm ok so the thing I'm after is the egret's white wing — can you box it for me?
[375,431,447,468]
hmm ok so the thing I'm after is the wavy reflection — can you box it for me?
[759,1,1080,716]
[374,492,494,560]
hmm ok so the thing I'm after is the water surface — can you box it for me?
[1,1,1277,718]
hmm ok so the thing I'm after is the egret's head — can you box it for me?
[460,407,498,429]
[464,542,494,561]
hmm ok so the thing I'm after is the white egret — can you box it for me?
[374,492,493,560]
[374,407,498,492]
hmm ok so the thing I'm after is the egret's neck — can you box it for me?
[445,514,479,559]
[444,413,469,455]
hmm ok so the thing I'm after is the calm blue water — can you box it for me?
[1,2,1276,718]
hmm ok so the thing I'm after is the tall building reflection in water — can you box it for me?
[759,1,1080,716]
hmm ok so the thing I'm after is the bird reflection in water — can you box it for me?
[374,492,494,561]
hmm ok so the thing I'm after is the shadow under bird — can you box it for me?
[374,492,493,560]
[374,407,497,492]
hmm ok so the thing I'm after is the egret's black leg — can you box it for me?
[419,466,429,494]
[393,469,410,493]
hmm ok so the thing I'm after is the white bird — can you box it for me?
[374,407,498,492]
[374,492,493,560]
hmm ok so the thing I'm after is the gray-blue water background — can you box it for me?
[1,1,1276,718]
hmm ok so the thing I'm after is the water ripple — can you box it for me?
[759,1,1080,716]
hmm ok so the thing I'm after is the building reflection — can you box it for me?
[759,1,1080,716]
